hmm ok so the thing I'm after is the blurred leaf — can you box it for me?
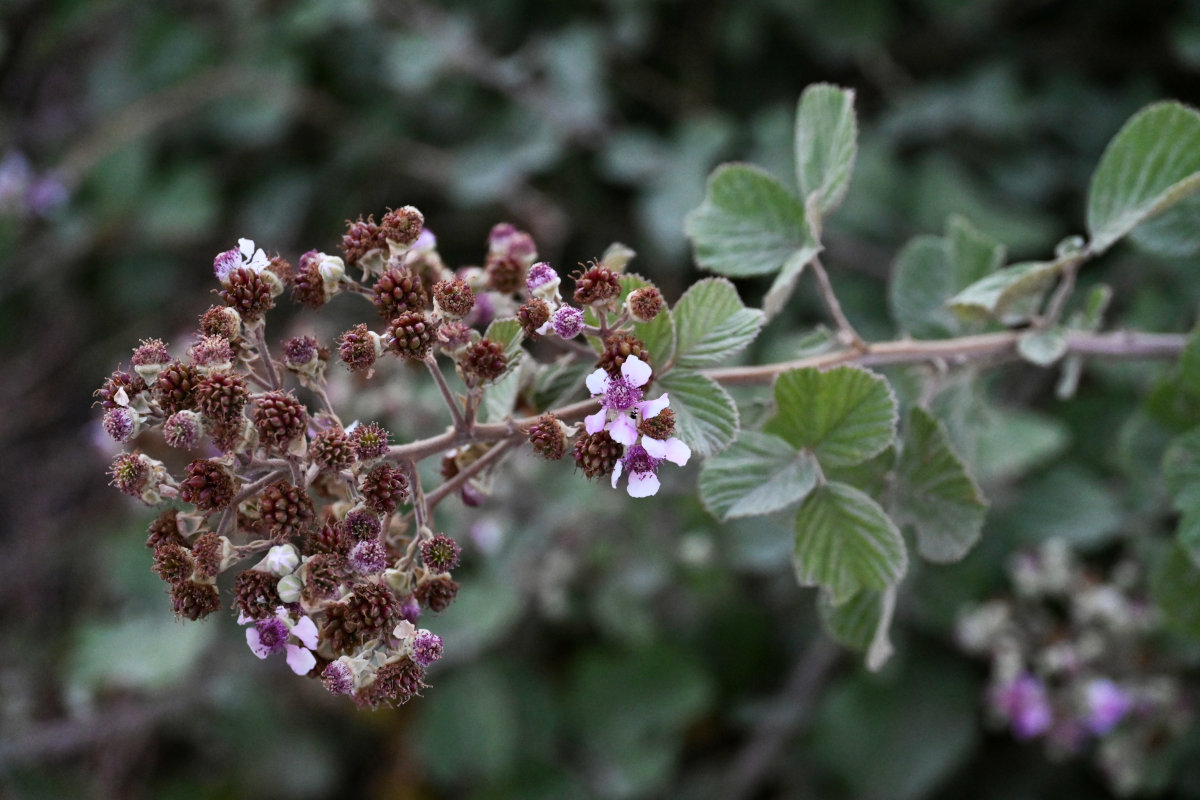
[794,83,858,217]
[567,644,715,798]
[1016,327,1068,367]
[974,406,1070,481]
[948,258,1065,324]
[894,407,987,563]
[670,277,764,369]
[698,430,819,520]
[810,650,979,800]
[997,464,1123,550]
[658,371,738,456]
[1151,543,1200,638]
[685,163,819,277]
[765,366,897,468]
[67,616,215,700]
[889,215,1005,338]
[793,481,907,604]
[817,586,896,670]
[1163,428,1200,510]
[1088,101,1200,255]
[141,166,219,242]
[423,570,523,659]
[418,664,522,785]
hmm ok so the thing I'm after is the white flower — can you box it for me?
[241,608,320,676]
[583,356,667,446]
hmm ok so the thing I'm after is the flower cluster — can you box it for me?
[957,540,1190,793]
[97,205,693,706]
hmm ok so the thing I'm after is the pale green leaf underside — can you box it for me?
[658,371,738,457]
[698,431,819,520]
[1088,101,1200,255]
[672,277,765,369]
[894,407,988,564]
[817,586,896,671]
[794,83,858,216]
[766,366,898,468]
[947,259,1064,323]
[794,482,907,605]
[685,163,820,277]
[1016,327,1068,367]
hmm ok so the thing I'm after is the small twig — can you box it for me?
[810,255,865,349]
[425,355,468,433]
[424,437,521,513]
[249,325,282,390]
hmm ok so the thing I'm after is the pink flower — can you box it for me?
[584,356,665,446]
[242,607,319,675]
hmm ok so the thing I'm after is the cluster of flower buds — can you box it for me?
[957,540,1191,793]
[97,206,691,706]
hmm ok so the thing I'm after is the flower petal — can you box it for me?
[662,436,692,466]
[609,413,638,446]
[626,470,660,498]
[291,615,319,650]
[585,408,608,435]
[621,356,652,388]
[637,393,669,420]
[585,368,610,396]
[238,238,256,259]
[285,644,317,676]
[246,628,270,659]
[611,459,624,489]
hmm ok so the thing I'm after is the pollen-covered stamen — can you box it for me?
[621,443,662,478]
[253,617,290,656]
[604,377,644,412]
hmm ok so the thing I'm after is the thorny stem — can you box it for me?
[810,255,865,350]
[310,383,342,427]
[425,354,469,433]
[424,437,521,513]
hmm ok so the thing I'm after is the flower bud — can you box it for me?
[263,543,301,576]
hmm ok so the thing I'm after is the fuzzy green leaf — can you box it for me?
[685,163,819,277]
[794,83,858,216]
[817,586,896,671]
[1016,327,1068,367]
[1088,101,1200,255]
[893,407,988,564]
[889,216,1005,338]
[947,258,1064,324]
[794,482,907,605]
[671,277,765,369]
[658,371,738,457]
[483,317,525,365]
[698,431,819,520]
[766,366,898,468]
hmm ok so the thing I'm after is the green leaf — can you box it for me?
[658,371,738,456]
[671,277,765,369]
[893,407,988,564]
[947,258,1065,324]
[1163,428,1200,510]
[766,366,897,468]
[530,355,590,410]
[1087,101,1200,255]
[483,317,525,365]
[761,256,807,320]
[889,217,1011,337]
[1016,327,1068,367]
[794,83,858,217]
[1151,543,1200,638]
[630,291,676,371]
[793,482,908,604]
[685,163,819,277]
[817,586,896,671]
[698,431,819,520]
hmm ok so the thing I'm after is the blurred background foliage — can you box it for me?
[4,0,1200,797]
